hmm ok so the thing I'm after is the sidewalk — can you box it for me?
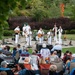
[1,37,75,50]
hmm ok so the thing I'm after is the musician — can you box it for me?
[22,24,26,37]
[58,26,63,44]
[37,28,44,44]
[26,28,32,47]
[47,29,53,45]
[14,26,20,44]
[53,23,58,42]
[25,23,31,33]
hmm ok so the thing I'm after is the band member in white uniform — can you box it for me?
[25,23,31,33]
[53,23,58,42]
[37,28,44,44]
[58,26,63,44]
[26,29,32,47]
[14,26,20,45]
[22,24,26,37]
[47,29,53,45]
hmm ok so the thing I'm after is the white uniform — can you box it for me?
[22,25,26,36]
[25,25,31,33]
[53,26,58,42]
[14,27,20,44]
[37,29,44,44]
[26,30,32,46]
[25,25,32,46]
[47,31,52,44]
[58,28,63,44]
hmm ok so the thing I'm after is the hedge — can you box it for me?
[8,16,75,30]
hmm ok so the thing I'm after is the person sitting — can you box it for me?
[18,64,28,75]
[51,42,62,58]
[0,71,7,75]
[30,51,39,70]
[21,48,30,56]
[48,65,57,75]
[2,46,12,56]
[40,43,50,60]
[0,61,14,75]
[50,51,59,62]
[0,49,7,59]
[17,44,22,55]
[63,50,72,64]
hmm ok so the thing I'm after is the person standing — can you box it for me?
[25,23,31,33]
[58,26,63,44]
[47,29,53,45]
[14,26,20,45]
[53,23,58,43]
[26,29,32,47]
[22,24,26,37]
[37,28,44,44]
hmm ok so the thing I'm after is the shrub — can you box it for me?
[3,30,14,36]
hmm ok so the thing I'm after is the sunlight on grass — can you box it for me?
[62,47,75,53]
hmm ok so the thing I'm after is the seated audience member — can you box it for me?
[21,48,30,56]
[66,54,75,69]
[30,51,39,70]
[0,71,7,75]
[63,50,72,64]
[18,64,28,75]
[64,54,75,75]
[51,42,62,58]
[12,47,17,57]
[0,61,14,75]
[2,46,12,56]
[48,65,57,75]
[40,43,50,59]
[50,51,59,62]
[6,45,11,52]
[17,44,22,54]
[0,49,7,59]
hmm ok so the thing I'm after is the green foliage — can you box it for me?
[65,30,75,34]
[62,47,75,53]
[3,30,14,36]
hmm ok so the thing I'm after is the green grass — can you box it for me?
[62,47,75,53]
[28,48,32,54]
[62,34,75,40]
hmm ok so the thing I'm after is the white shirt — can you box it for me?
[47,32,52,37]
[26,25,31,32]
[58,28,63,35]
[14,27,20,31]
[40,48,50,58]
[37,30,44,35]
[23,26,26,32]
[51,44,62,51]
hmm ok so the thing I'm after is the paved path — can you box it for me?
[2,37,75,50]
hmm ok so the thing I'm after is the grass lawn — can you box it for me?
[62,34,75,40]
[62,47,75,53]
[28,47,75,54]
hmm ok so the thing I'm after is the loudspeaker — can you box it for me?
[36,43,42,51]
[36,43,53,51]
[47,44,53,51]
